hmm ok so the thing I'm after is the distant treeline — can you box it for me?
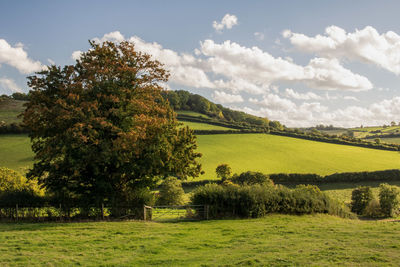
[270,169,400,184]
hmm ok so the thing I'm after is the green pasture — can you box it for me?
[381,137,400,145]
[196,134,400,180]
[176,110,210,119]
[2,133,400,180]
[0,100,25,124]
[180,121,236,131]
[1,214,399,266]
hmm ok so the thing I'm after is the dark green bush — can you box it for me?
[379,183,400,217]
[231,171,274,186]
[351,186,373,214]
[191,183,354,219]
[157,177,185,206]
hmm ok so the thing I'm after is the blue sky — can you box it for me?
[1,0,400,127]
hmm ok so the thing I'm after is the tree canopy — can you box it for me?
[23,41,202,207]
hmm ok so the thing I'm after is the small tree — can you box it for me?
[157,177,185,206]
[216,164,232,181]
[379,183,400,217]
[351,186,373,215]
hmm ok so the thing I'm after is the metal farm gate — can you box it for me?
[144,205,209,222]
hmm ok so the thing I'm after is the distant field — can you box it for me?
[381,137,400,144]
[0,99,25,124]
[196,134,400,180]
[180,121,235,131]
[2,133,400,179]
[0,134,33,173]
[176,110,210,119]
[1,214,399,266]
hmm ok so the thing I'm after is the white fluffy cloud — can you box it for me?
[212,91,243,103]
[0,78,22,94]
[200,39,372,91]
[0,39,44,74]
[284,88,321,100]
[284,25,400,75]
[213,14,238,32]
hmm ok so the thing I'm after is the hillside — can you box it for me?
[0,98,26,124]
[3,133,400,179]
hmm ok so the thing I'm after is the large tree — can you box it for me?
[23,41,202,207]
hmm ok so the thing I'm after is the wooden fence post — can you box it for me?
[15,204,18,222]
[143,205,146,221]
[101,203,104,220]
[205,205,209,220]
[59,203,62,221]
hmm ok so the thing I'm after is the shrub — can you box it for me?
[363,199,382,218]
[191,183,354,219]
[157,177,185,206]
[215,164,232,181]
[351,186,373,214]
[0,168,43,207]
[379,183,400,217]
[231,171,274,186]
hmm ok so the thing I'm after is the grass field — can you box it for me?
[0,134,33,173]
[176,110,211,119]
[381,137,400,144]
[2,133,400,179]
[0,99,25,124]
[196,134,400,179]
[180,121,236,130]
[0,214,399,266]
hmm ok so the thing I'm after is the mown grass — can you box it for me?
[0,214,399,266]
[0,99,25,124]
[196,134,400,180]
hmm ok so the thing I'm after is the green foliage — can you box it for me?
[350,186,373,214]
[363,199,382,218]
[231,171,273,186]
[22,41,201,212]
[157,177,185,206]
[215,164,232,181]
[379,183,400,217]
[191,183,354,219]
[0,167,43,207]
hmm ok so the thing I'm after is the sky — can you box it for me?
[1,1,400,127]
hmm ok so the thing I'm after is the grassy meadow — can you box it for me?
[180,121,235,130]
[196,133,400,180]
[2,133,400,180]
[1,214,400,266]
[0,99,25,124]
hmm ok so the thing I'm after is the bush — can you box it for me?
[363,199,382,218]
[231,171,274,186]
[379,183,400,217]
[191,183,354,219]
[351,186,373,215]
[157,177,185,206]
[0,167,43,207]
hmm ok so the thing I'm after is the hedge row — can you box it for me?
[269,169,400,184]
[191,184,354,219]
[0,123,29,134]
[270,130,399,151]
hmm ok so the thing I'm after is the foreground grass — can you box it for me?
[0,214,399,266]
[196,134,400,179]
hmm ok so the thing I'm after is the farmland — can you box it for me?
[3,133,400,179]
[0,214,399,266]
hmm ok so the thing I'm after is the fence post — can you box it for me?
[15,204,18,222]
[143,205,146,221]
[59,203,62,222]
[205,205,209,220]
[101,203,104,220]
